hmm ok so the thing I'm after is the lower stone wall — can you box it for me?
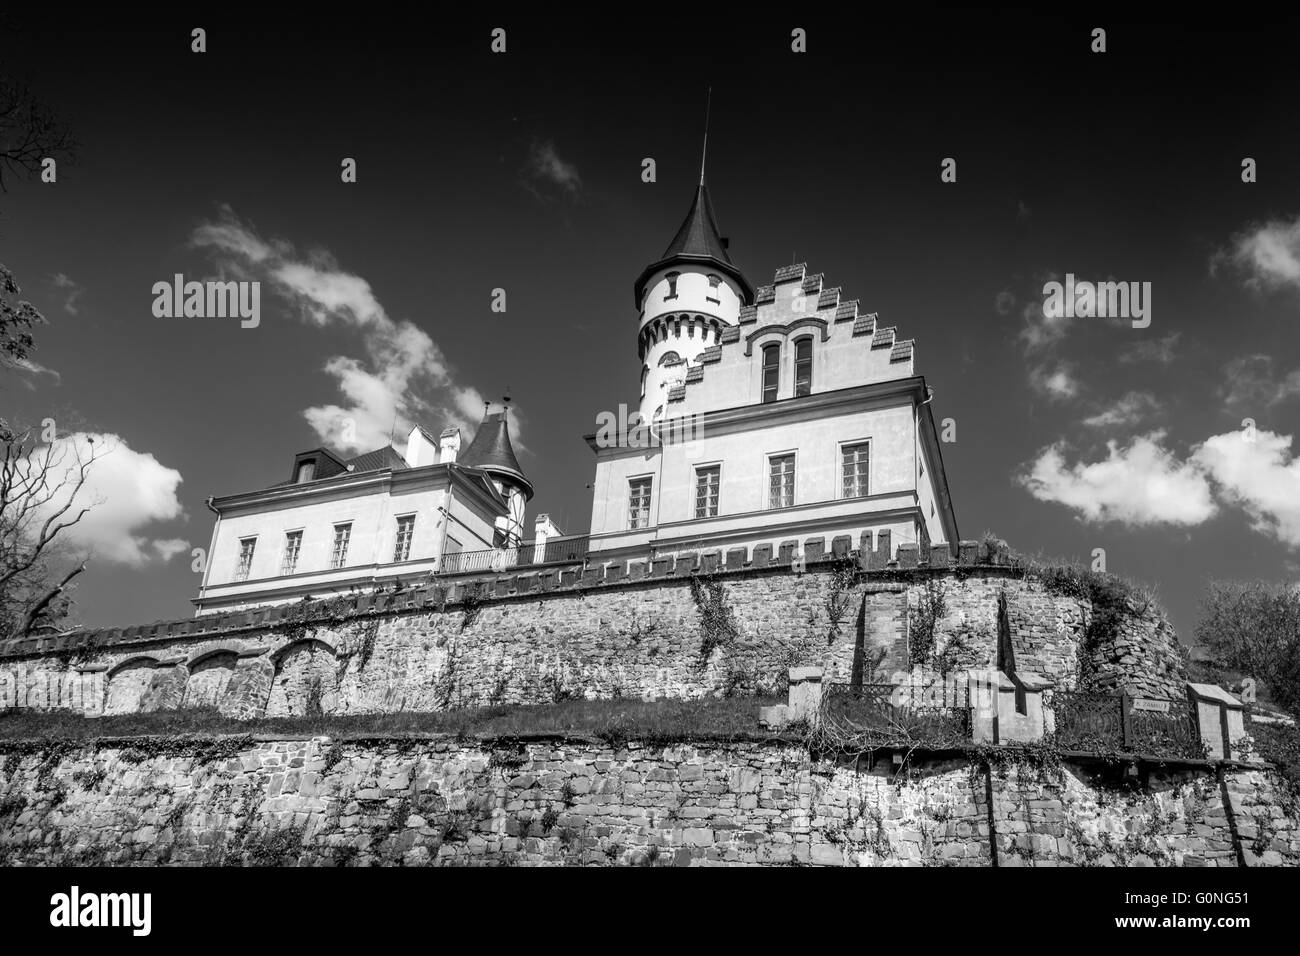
[1,736,1294,866]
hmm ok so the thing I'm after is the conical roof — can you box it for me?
[459,410,533,500]
[633,184,753,307]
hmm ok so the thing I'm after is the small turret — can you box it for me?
[459,407,532,548]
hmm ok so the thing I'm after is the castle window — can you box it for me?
[235,537,257,581]
[658,351,680,366]
[768,454,795,509]
[706,274,721,304]
[694,465,720,519]
[393,514,415,562]
[665,272,680,299]
[640,365,648,398]
[295,459,316,483]
[281,530,302,575]
[761,344,780,403]
[794,337,813,397]
[330,523,352,569]
[841,442,870,498]
[628,476,653,530]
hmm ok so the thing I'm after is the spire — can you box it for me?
[633,183,754,308]
[459,406,534,501]
[699,87,712,187]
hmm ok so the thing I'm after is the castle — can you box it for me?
[193,181,958,613]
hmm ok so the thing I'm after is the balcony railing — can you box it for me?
[1049,690,1203,758]
[817,682,1207,759]
[437,535,589,577]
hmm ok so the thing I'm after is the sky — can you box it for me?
[2,11,1298,641]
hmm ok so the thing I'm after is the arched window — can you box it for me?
[665,272,680,298]
[658,351,681,366]
[640,365,649,398]
[762,344,780,403]
[794,337,813,397]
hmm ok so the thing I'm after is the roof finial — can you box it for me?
[699,86,712,187]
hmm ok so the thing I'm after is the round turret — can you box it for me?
[634,184,752,422]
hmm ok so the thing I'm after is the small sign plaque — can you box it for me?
[1132,699,1170,713]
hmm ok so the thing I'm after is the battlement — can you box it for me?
[0,534,992,663]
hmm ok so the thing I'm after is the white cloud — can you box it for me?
[1119,331,1180,365]
[1220,354,1300,410]
[20,433,187,567]
[50,272,83,315]
[191,206,506,454]
[11,357,60,387]
[1218,214,1300,292]
[1029,361,1080,400]
[1193,429,1300,547]
[151,538,192,562]
[1082,391,1161,428]
[1019,424,1300,549]
[1018,431,1217,527]
[524,140,582,198]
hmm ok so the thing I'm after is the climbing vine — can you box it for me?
[689,574,739,664]
[908,579,947,668]
[824,559,858,645]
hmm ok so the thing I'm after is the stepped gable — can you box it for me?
[667,264,915,406]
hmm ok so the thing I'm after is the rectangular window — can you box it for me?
[694,465,720,519]
[628,477,653,530]
[842,442,870,498]
[794,338,813,397]
[281,530,302,575]
[236,537,257,581]
[393,515,415,562]
[768,454,795,509]
[330,523,352,569]
[762,345,780,403]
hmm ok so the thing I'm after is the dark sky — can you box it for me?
[3,11,1298,641]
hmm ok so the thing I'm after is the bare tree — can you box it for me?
[0,74,76,193]
[0,421,107,638]
[1,66,75,370]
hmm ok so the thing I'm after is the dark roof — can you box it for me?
[269,444,406,488]
[346,445,409,474]
[459,411,533,500]
[633,184,754,308]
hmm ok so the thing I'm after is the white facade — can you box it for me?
[588,254,958,564]
[194,425,511,614]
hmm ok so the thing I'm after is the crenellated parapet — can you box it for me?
[666,262,917,415]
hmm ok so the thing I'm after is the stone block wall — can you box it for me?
[0,736,1293,867]
[0,549,1186,719]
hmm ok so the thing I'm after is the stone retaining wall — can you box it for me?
[0,556,1185,720]
[0,736,1293,866]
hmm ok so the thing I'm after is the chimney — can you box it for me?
[533,513,562,562]
[439,427,461,464]
[403,425,437,468]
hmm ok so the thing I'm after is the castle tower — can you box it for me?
[633,183,754,422]
[460,407,533,548]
